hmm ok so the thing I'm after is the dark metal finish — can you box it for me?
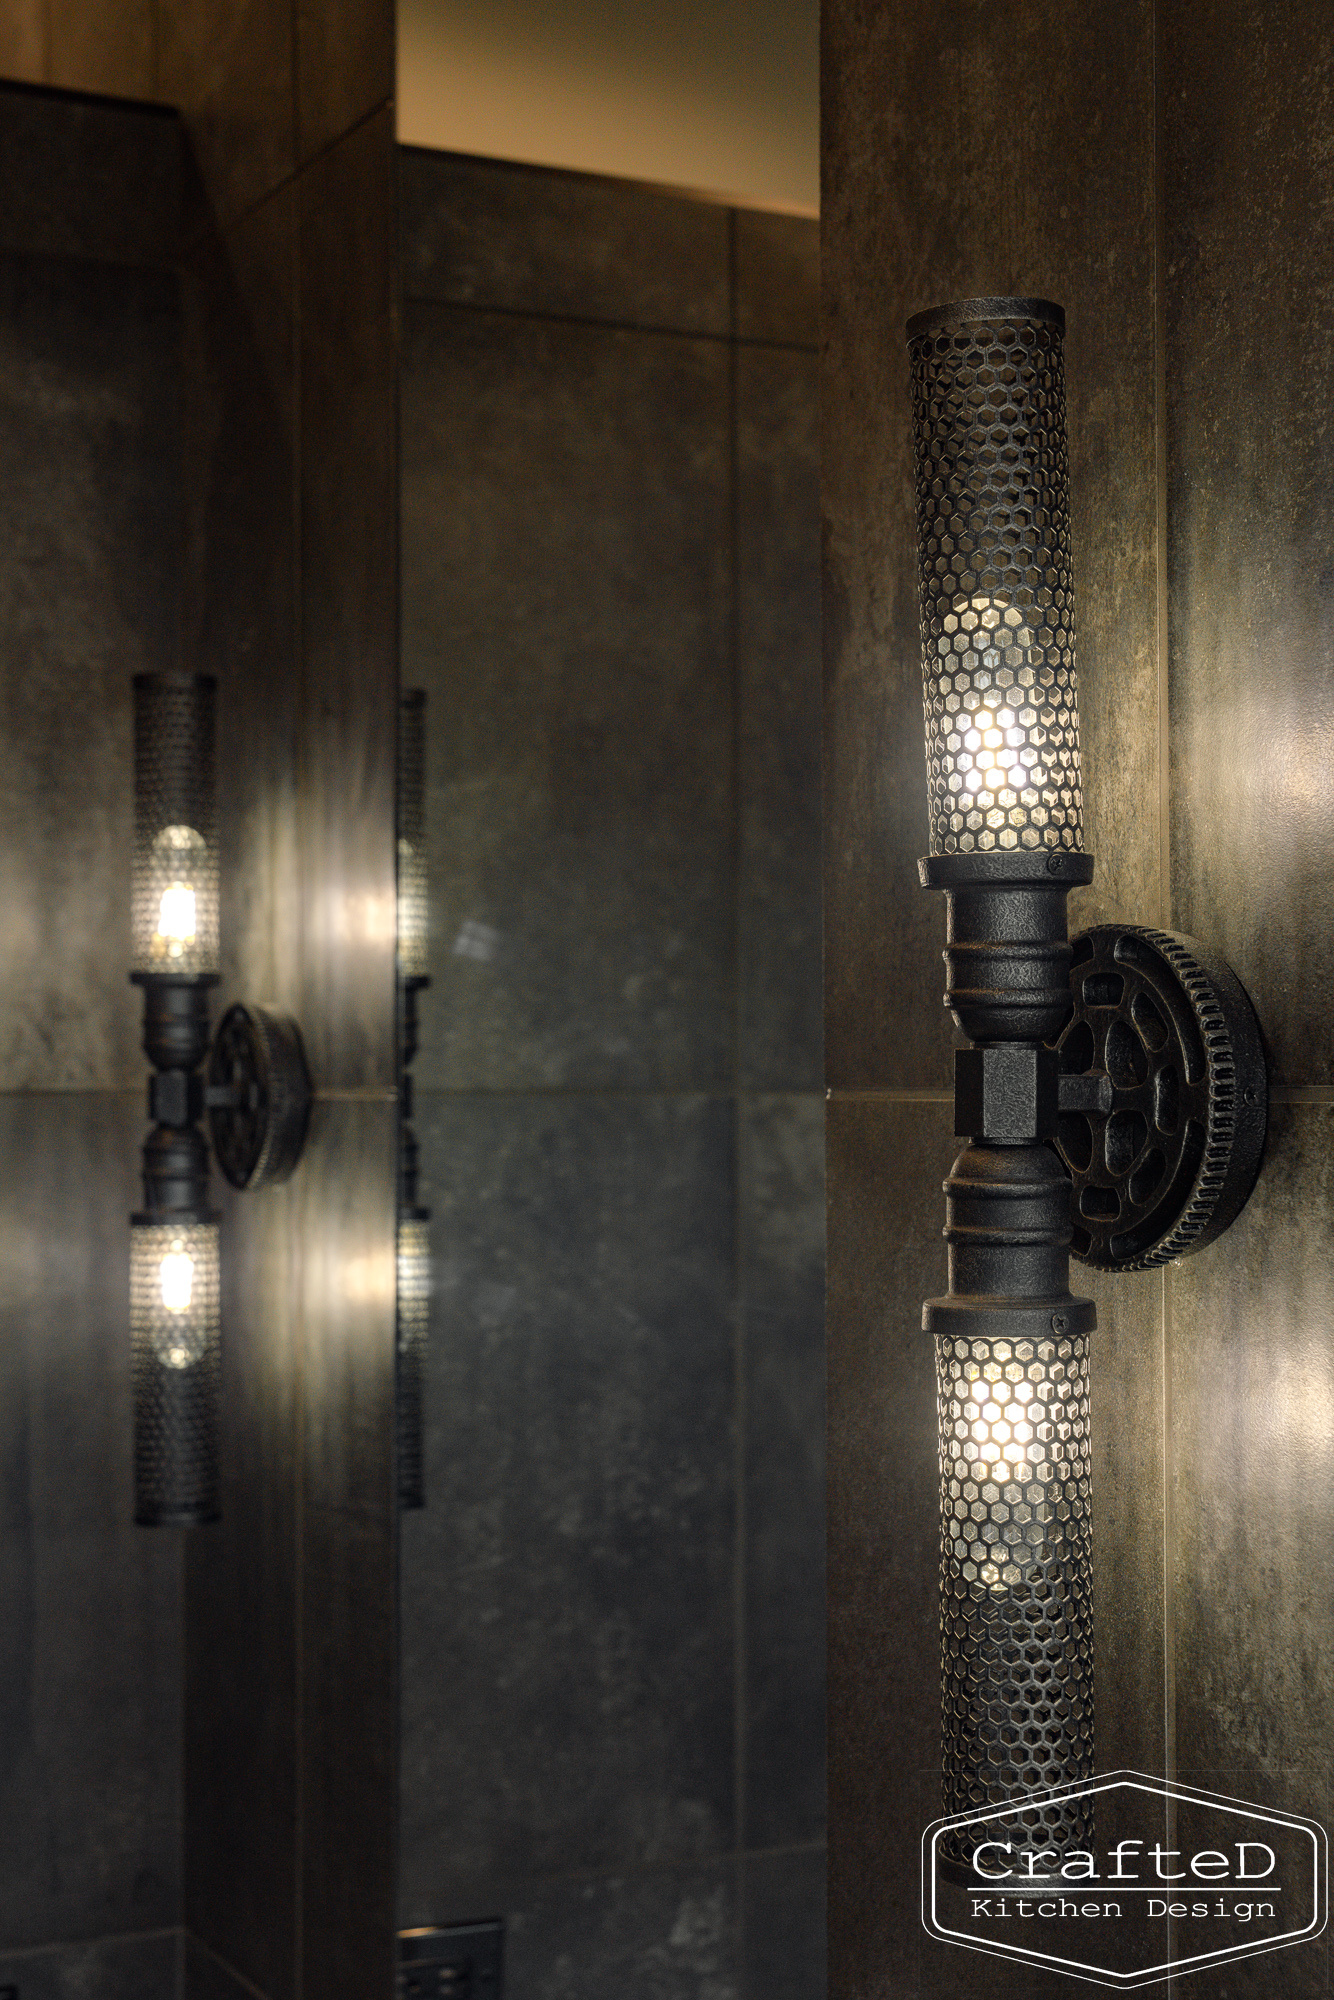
[131,672,219,976]
[910,296,1096,1865]
[1054,924,1268,1270]
[921,846,1096,1870]
[920,852,1092,1045]
[130,1216,221,1527]
[207,1002,313,1192]
[909,303,1083,859]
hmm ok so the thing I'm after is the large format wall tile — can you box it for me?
[741,1095,825,1850]
[825,1094,954,1999]
[0,1931,180,1999]
[822,0,1159,1093]
[0,249,179,1091]
[183,1173,297,2000]
[503,1860,739,2000]
[401,301,732,1093]
[737,343,822,1091]
[182,183,299,1024]
[734,210,818,349]
[0,1094,180,1951]
[741,1846,825,2000]
[400,148,731,336]
[1164,0,1334,1086]
[298,1098,397,1997]
[1169,1105,1334,1829]
[399,1092,735,1920]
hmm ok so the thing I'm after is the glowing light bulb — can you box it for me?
[158,882,197,946]
[149,824,208,962]
[160,1241,194,1313]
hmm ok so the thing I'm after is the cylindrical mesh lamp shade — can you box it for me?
[132,673,219,976]
[396,1209,430,1509]
[131,1216,221,1524]
[907,300,1083,858]
[937,1325,1093,1869]
[398,690,429,982]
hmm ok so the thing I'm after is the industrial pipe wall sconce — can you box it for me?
[397,689,431,1512]
[905,300,1267,1878]
[130,672,311,1526]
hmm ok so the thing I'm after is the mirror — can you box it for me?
[393,130,825,1996]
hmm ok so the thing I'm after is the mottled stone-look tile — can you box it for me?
[0,84,183,268]
[298,1101,396,1994]
[742,1096,825,1851]
[183,1933,258,1999]
[503,1862,739,2000]
[0,1095,181,1951]
[0,1932,180,1999]
[825,1094,954,1999]
[298,109,398,1092]
[400,147,731,334]
[0,250,179,1091]
[184,1172,297,2000]
[399,1094,735,1919]
[401,300,731,1093]
[734,209,818,349]
[158,0,294,226]
[1164,0,1334,1085]
[180,185,299,1026]
[737,343,822,1091]
[740,1847,825,2000]
[822,0,1158,1091]
[1169,1104,1334,1827]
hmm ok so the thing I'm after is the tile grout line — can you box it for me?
[401,289,817,355]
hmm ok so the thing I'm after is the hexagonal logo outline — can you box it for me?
[921,1769,1327,1989]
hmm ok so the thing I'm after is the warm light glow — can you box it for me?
[158,883,197,946]
[160,1242,194,1313]
[150,825,208,962]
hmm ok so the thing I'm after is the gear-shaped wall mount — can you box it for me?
[1054,926,1268,1271]
[207,1003,312,1192]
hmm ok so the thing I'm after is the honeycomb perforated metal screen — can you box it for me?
[936,1326,1094,1868]
[131,673,219,976]
[908,301,1083,860]
[131,1217,221,1524]
[397,1212,430,1509]
[399,690,429,982]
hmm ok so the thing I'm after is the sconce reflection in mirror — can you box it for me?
[397,689,430,1511]
[906,300,1267,1879]
[130,672,311,1527]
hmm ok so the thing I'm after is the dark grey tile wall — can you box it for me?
[0,1931,181,1999]
[0,1096,181,1955]
[0,87,185,2000]
[400,299,731,1093]
[399,153,823,2000]
[826,1,1334,1996]
[0,241,178,1091]
[1161,5,1334,1993]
